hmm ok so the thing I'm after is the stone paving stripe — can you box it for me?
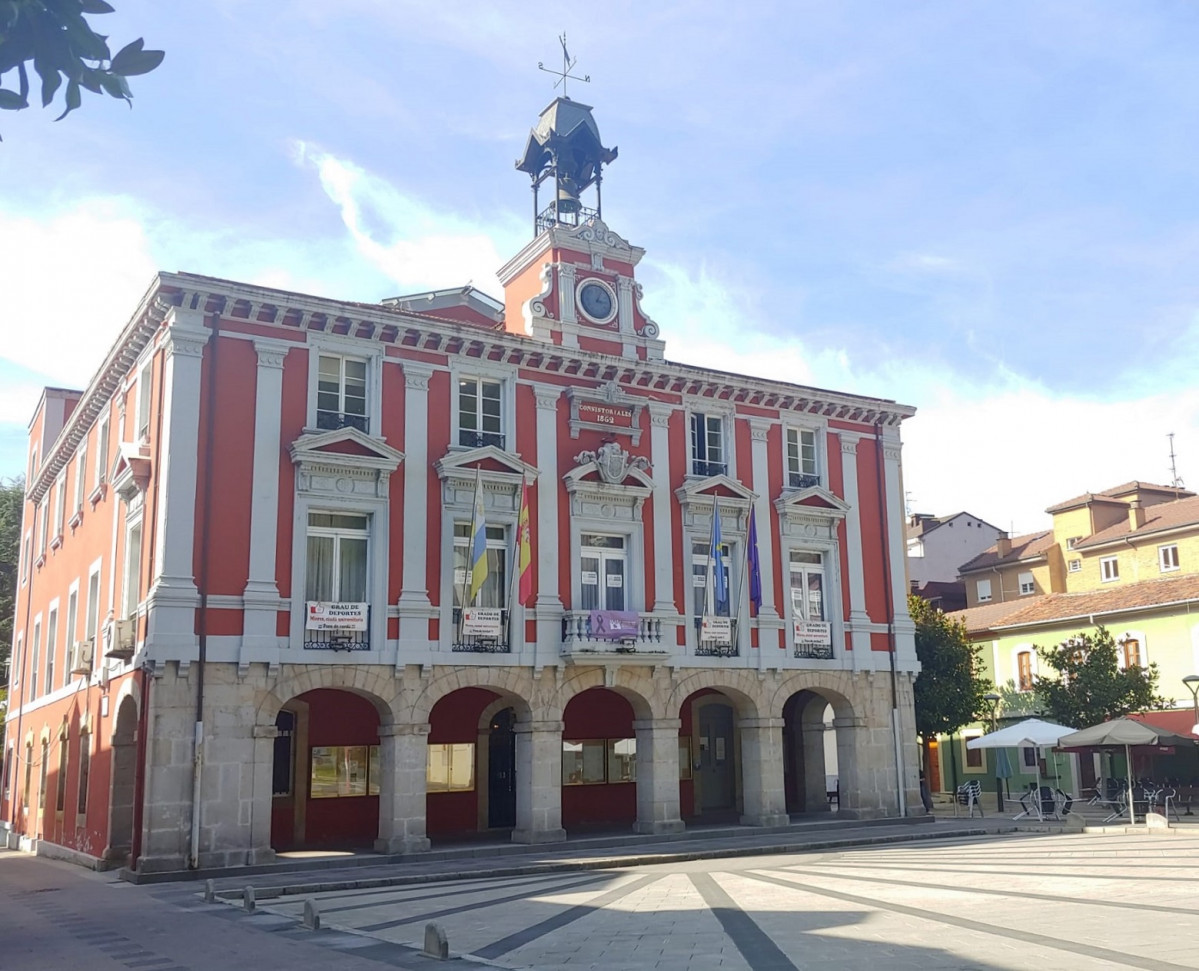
[688,872,797,971]
[357,872,610,932]
[799,859,1199,886]
[314,870,584,915]
[123,959,177,969]
[776,864,1199,917]
[472,874,661,960]
[739,870,1194,971]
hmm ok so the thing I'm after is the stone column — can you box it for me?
[831,713,881,819]
[838,434,873,669]
[512,719,566,844]
[397,364,434,651]
[146,308,208,650]
[747,419,781,662]
[632,718,685,834]
[800,722,831,813]
[374,723,432,854]
[242,340,289,652]
[880,432,918,669]
[647,402,676,614]
[247,724,279,864]
[533,388,563,664]
[738,717,788,826]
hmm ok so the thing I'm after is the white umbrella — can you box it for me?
[966,718,1077,750]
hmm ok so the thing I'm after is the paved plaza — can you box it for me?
[6,827,1199,969]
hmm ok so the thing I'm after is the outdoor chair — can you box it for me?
[954,780,984,818]
[1013,784,1042,821]
[1054,788,1073,816]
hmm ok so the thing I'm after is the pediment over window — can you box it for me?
[436,445,538,514]
[111,442,152,504]
[290,427,404,474]
[675,474,757,533]
[775,486,849,542]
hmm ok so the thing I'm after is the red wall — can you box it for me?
[561,688,636,829]
[426,687,499,838]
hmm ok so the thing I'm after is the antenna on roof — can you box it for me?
[1168,432,1185,491]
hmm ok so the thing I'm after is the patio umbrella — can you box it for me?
[966,718,1078,751]
[1058,717,1196,825]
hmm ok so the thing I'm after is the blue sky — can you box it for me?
[3,0,1199,532]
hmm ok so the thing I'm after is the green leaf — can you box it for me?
[97,71,129,102]
[54,76,80,120]
[78,67,101,93]
[111,38,163,76]
[78,0,116,13]
[37,61,61,107]
[0,87,27,110]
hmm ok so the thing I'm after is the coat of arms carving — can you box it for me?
[574,441,650,484]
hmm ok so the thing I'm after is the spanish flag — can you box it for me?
[516,478,533,605]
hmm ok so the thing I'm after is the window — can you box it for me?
[964,739,982,769]
[64,589,78,690]
[1119,637,1142,669]
[1160,544,1180,572]
[1016,651,1035,692]
[1021,746,1038,769]
[52,474,65,540]
[692,539,731,619]
[457,376,504,448]
[44,607,57,697]
[1018,571,1035,596]
[562,739,636,785]
[123,522,143,618]
[689,413,726,476]
[22,742,31,815]
[94,415,109,489]
[316,355,368,432]
[1100,556,1119,582]
[38,499,48,556]
[310,744,379,798]
[73,442,87,514]
[29,619,41,700]
[55,735,68,813]
[272,710,296,796]
[37,739,48,813]
[785,427,819,489]
[789,550,825,622]
[582,534,628,612]
[21,534,29,584]
[85,568,101,647]
[1066,536,1082,550]
[1067,558,1082,573]
[2,745,10,800]
[426,743,474,792]
[77,730,90,815]
[136,360,153,441]
[305,512,369,602]
[976,578,992,603]
[453,523,508,608]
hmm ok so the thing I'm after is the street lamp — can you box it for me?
[1182,675,1199,735]
[984,692,1002,811]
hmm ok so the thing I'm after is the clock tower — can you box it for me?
[498,98,664,362]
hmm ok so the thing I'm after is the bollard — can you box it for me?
[422,922,449,960]
[303,898,321,930]
[243,886,256,913]
[203,879,215,903]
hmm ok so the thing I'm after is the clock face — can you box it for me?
[578,280,616,324]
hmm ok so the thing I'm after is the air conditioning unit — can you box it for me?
[104,618,136,662]
[70,639,94,677]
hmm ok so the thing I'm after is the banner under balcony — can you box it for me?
[589,609,641,640]
[306,601,369,632]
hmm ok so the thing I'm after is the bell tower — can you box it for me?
[498,91,663,362]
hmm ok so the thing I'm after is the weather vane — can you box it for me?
[538,32,589,98]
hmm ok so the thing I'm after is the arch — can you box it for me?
[665,669,764,721]
[561,687,639,830]
[254,665,399,729]
[106,694,139,862]
[407,666,535,725]
[555,667,656,722]
[767,673,856,722]
[779,682,859,816]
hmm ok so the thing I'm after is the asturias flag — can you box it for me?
[711,506,728,613]
[747,505,762,613]
[517,478,533,606]
[468,472,489,605]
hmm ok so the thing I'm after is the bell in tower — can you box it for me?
[515,97,618,236]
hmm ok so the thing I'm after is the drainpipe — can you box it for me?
[189,310,220,869]
[874,422,906,817]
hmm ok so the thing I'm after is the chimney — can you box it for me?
[995,531,1011,557]
[1129,499,1146,530]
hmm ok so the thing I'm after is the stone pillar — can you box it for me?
[880,431,917,669]
[375,723,431,854]
[832,714,879,819]
[397,364,433,649]
[632,718,685,835]
[647,402,676,614]
[512,720,566,844]
[738,717,788,827]
[800,722,831,813]
[247,724,279,864]
[146,309,208,650]
[837,434,873,669]
[533,388,563,664]
[242,340,289,651]
[748,419,781,662]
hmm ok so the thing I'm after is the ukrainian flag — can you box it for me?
[468,473,489,605]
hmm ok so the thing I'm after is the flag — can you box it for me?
[711,505,728,613]
[516,478,533,606]
[747,505,762,613]
[468,470,488,605]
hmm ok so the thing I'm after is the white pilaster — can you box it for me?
[533,387,563,664]
[146,308,208,650]
[558,264,577,325]
[648,402,676,614]
[880,431,918,669]
[375,723,432,854]
[512,720,567,844]
[632,718,685,834]
[838,434,873,670]
[397,363,434,649]
[747,419,781,664]
[242,340,289,651]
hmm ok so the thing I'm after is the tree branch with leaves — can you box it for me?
[0,0,163,139]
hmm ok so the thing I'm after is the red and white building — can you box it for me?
[2,98,921,874]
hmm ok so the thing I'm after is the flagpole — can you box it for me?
[506,476,523,652]
[459,466,480,642]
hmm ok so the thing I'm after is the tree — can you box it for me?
[0,0,163,138]
[0,476,23,748]
[1036,627,1169,728]
[910,595,991,773]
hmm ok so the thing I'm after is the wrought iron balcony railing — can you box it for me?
[451,607,512,654]
[316,410,369,433]
[694,616,739,657]
[690,458,727,478]
[787,471,821,490]
[457,429,506,449]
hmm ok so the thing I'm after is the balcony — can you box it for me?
[457,429,506,449]
[794,642,834,660]
[695,617,739,657]
[316,410,369,433]
[451,607,512,654]
[793,620,833,660]
[787,471,820,490]
[561,610,665,660]
[304,604,371,651]
[690,458,727,478]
